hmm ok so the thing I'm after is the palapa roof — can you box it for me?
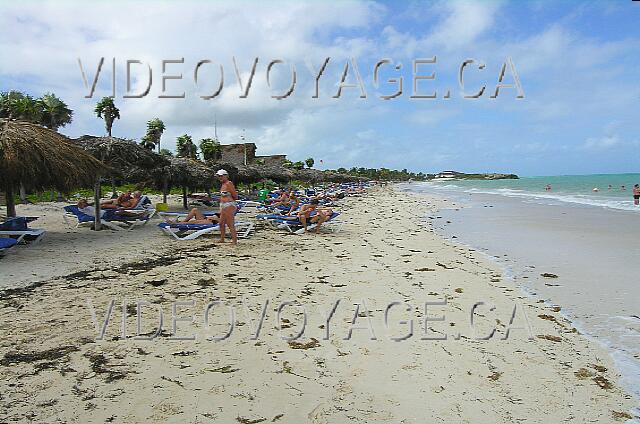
[73,135,170,183]
[168,157,215,189]
[0,119,109,191]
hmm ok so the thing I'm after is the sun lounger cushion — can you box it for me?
[0,217,29,231]
[0,238,18,249]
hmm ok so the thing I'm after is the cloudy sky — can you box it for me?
[1,0,638,176]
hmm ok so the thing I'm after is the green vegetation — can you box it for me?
[94,96,120,136]
[140,118,165,151]
[0,91,73,130]
[199,137,222,161]
[305,157,314,168]
[331,167,428,181]
[176,134,198,159]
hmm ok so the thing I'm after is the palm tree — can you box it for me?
[38,93,73,130]
[199,138,222,161]
[94,96,120,136]
[176,134,198,159]
[0,91,42,122]
[305,157,315,169]
[140,118,165,151]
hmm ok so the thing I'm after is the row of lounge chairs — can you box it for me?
[0,182,373,253]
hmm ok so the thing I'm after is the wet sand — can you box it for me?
[0,187,636,423]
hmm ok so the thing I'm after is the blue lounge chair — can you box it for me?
[63,205,151,231]
[0,217,46,244]
[259,212,341,234]
[157,220,254,240]
[0,237,18,256]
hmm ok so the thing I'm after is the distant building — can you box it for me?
[220,143,256,165]
[254,154,288,166]
[434,170,461,180]
[219,142,287,166]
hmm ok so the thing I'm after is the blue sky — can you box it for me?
[1,0,639,176]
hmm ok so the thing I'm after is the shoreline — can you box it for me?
[0,187,637,422]
[402,181,640,408]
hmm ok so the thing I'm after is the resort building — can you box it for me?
[254,154,288,166]
[219,142,287,166]
[434,170,461,180]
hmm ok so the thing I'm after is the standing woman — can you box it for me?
[216,169,239,245]
[633,184,640,206]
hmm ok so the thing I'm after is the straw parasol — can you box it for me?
[74,135,170,186]
[0,119,108,218]
[167,157,215,209]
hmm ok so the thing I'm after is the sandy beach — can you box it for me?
[0,186,636,423]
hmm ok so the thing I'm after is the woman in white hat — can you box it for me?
[216,169,238,244]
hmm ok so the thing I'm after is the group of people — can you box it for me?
[178,173,355,241]
[77,170,365,245]
[176,169,241,244]
[544,183,640,205]
[77,191,149,219]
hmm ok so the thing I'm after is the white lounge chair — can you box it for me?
[157,221,254,241]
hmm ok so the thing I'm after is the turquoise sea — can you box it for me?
[429,173,640,212]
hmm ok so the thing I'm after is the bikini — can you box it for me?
[219,191,237,210]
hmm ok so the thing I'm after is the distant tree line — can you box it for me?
[330,167,429,181]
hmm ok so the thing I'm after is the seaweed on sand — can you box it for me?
[205,365,239,373]
[84,352,127,383]
[1,345,79,372]
[574,368,594,379]
[537,334,562,342]
[593,375,613,390]
[288,338,320,350]
[236,417,266,424]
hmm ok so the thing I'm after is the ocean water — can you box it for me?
[399,175,640,415]
[428,173,640,212]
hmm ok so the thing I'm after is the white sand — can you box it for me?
[0,187,636,423]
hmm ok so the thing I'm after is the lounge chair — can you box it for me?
[157,220,254,240]
[0,217,46,244]
[158,203,245,222]
[125,195,156,218]
[258,212,341,234]
[63,205,151,231]
[0,237,18,256]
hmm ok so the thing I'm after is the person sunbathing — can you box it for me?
[270,189,290,206]
[310,207,334,233]
[173,207,220,225]
[120,191,146,209]
[78,199,109,218]
[286,191,300,214]
[297,199,320,232]
[78,199,148,218]
[101,192,131,209]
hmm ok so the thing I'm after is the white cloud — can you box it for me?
[2,1,639,175]
[581,135,639,151]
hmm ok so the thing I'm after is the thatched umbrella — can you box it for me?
[0,119,108,218]
[168,157,215,209]
[74,135,171,188]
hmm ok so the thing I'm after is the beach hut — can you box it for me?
[168,157,215,209]
[0,119,107,218]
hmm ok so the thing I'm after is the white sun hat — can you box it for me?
[215,169,229,176]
